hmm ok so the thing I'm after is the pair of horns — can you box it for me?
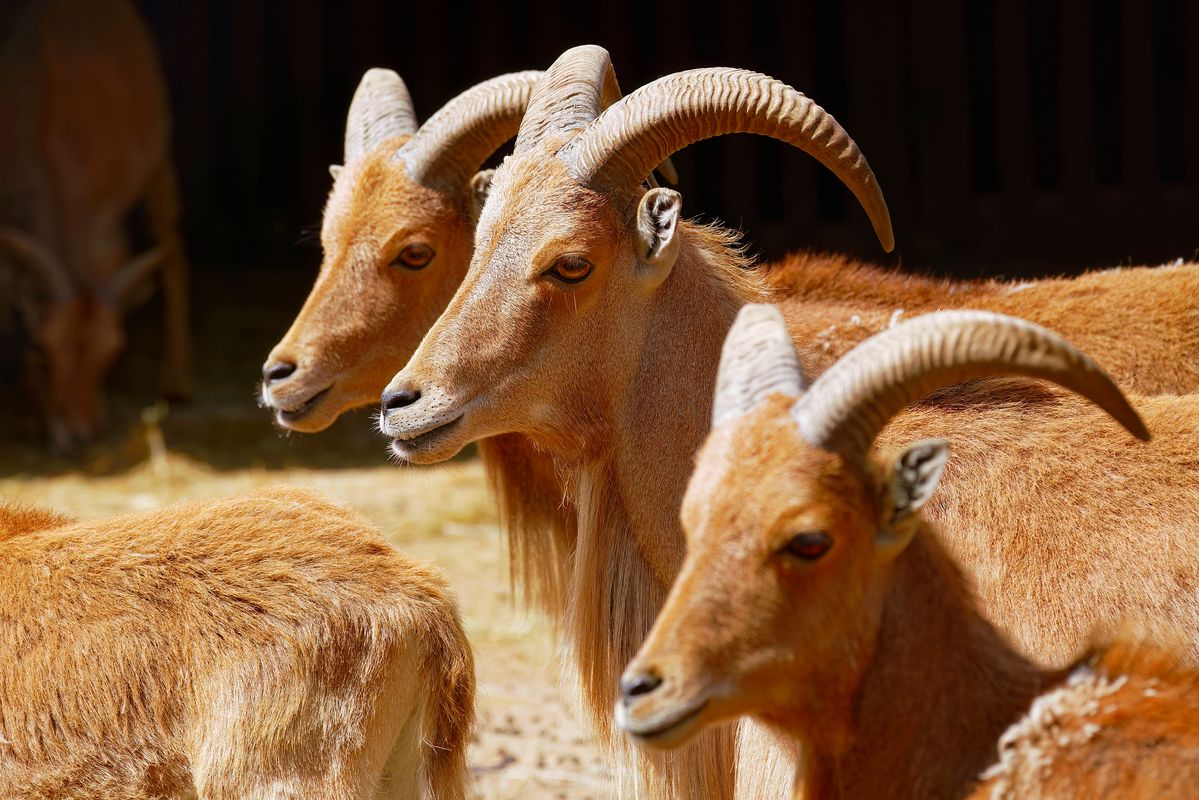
[714,305,1150,463]
[343,69,543,192]
[514,45,894,252]
[0,226,72,302]
[344,65,679,193]
[0,225,167,305]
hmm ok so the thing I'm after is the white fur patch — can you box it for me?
[978,663,1127,798]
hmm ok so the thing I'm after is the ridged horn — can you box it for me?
[0,225,73,302]
[399,71,543,191]
[712,304,805,428]
[791,311,1150,462]
[344,68,418,164]
[563,68,894,252]
[514,45,616,154]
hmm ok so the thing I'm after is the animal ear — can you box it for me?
[634,187,682,288]
[712,304,806,428]
[878,438,948,553]
[329,164,343,181]
[468,169,495,222]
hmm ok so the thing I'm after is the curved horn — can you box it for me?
[344,68,418,164]
[514,45,616,154]
[791,310,1150,462]
[398,71,544,191]
[0,225,73,301]
[712,304,806,428]
[563,68,894,252]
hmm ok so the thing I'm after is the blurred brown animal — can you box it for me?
[0,0,190,450]
[620,306,1199,798]
[0,487,475,800]
[380,45,1199,797]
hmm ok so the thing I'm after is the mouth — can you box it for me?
[617,698,710,747]
[272,386,331,425]
[387,414,464,459]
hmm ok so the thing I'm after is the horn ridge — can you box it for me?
[344,68,418,164]
[562,67,894,252]
[790,310,1150,461]
[514,45,614,154]
[399,70,544,191]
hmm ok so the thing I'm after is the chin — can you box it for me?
[387,416,470,464]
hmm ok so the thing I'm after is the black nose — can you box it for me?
[620,670,663,699]
[263,361,297,384]
[381,388,421,411]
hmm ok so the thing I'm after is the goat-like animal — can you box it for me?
[0,487,474,799]
[0,0,191,449]
[380,45,1199,798]
[620,306,1198,798]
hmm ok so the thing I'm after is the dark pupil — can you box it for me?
[559,259,584,275]
[788,532,830,560]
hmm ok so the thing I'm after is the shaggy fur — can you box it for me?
[0,488,474,799]
[628,392,1199,798]
[382,94,1199,798]
[764,250,1199,395]
[972,638,1199,799]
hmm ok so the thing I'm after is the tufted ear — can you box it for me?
[329,164,343,181]
[712,304,805,428]
[634,187,682,288]
[878,438,949,557]
[468,169,495,223]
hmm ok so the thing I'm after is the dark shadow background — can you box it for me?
[142,0,1198,271]
[3,0,1198,472]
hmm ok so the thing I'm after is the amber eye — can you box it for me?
[545,255,593,285]
[391,243,434,270]
[783,531,832,561]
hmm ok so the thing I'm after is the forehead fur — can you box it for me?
[322,137,464,251]
[475,151,619,257]
[683,395,870,541]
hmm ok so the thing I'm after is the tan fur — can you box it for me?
[263,136,477,433]
[0,488,474,799]
[2,0,191,449]
[627,392,1199,798]
[380,111,1199,798]
[764,251,1199,395]
[972,638,1199,799]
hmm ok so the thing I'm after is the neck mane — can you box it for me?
[481,217,769,797]
[799,529,1048,800]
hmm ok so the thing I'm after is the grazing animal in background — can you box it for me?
[619,305,1199,799]
[0,0,191,450]
[379,45,1199,797]
[0,487,475,800]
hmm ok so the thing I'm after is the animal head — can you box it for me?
[260,68,546,432]
[616,305,1149,750]
[2,226,162,451]
[379,45,893,464]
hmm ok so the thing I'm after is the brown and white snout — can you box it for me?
[614,656,713,750]
[378,373,471,463]
[259,348,334,431]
